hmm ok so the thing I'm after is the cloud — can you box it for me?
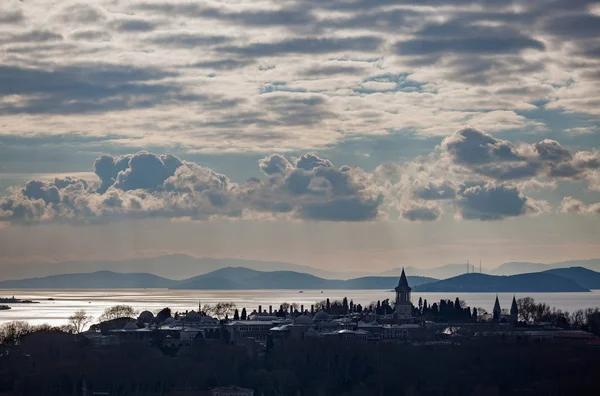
[0,151,384,224]
[439,128,600,186]
[400,202,441,222]
[113,152,183,191]
[218,37,382,57]
[0,63,205,115]
[149,33,230,48]
[258,154,293,175]
[455,182,548,221]
[294,153,334,171]
[0,9,24,25]
[1,30,63,44]
[110,19,158,32]
[560,197,600,214]
[189,59,254,70]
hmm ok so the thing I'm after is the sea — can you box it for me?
[1,289,600,326]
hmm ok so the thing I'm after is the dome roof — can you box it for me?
[137,311,154,323]
[123,321,139,330]
[295,315,312,325]
[313,311,331,322]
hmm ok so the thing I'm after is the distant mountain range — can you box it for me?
[0,267,437,290]
[489,259,600,276]
[3,254,600,284]
[385,258,600,279]
[0,254,365,281]
[413,267,599,293]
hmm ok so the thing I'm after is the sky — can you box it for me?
[0,0,599,273]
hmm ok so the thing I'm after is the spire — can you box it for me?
[510,295,518,315]
[396,267,411,290]
[493,295,501,314]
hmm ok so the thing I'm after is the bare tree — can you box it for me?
[517,297,536,323]
[211,302,236,319]
[98,305,137,322]
[69,310,92,333]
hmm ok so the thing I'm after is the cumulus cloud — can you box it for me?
[0,151,384,224]
[294,153,334,171]
[560,197,600,214]
[455,182,549,221]
[258,154,293,175]
[439,128,600,187]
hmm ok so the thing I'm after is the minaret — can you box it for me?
[510,295,518,324]
[493,295,501,322]
[394,268,412,319]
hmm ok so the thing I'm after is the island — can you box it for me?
[0,296,39,304]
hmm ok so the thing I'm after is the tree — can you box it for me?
[211,302,236,319]
[156,307,171,322]
[241,308,247,320]
[472,307,478,320]
[418,297,423,311]
[326,298,331,312]
[68,309,92,333]
[233,309,240,320]
[98,305,137,322]
[517,297,536,323]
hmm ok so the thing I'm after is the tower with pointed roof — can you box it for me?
[493,295,501,322]
[510,295,518,324]
[394,268,413,319]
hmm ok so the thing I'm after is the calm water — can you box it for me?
[1,289,600,326]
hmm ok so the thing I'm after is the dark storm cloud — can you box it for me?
[401,205,441,221]
[218,37,382,57]
[114,152,183,191]
[455,182,544,221]
[0,64,206,115]
[94,154,133,193]
[442,127,522,165]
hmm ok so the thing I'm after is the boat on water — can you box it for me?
[298,291,304,293]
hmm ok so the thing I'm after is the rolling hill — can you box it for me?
[0,271,177,289]
[173,267,437,290]
[0,254,364,281]
[490,258,600,276]
[0,267,437,290]
[413,272,590,293]
[543,267,600,290]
